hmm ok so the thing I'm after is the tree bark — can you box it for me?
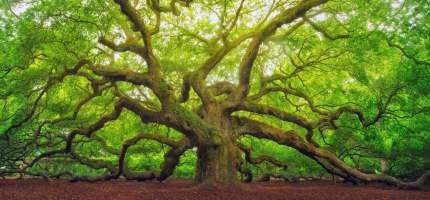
[193,105,241,185]
[195,142,239,185]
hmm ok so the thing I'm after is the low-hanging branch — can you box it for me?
[233,116,430,189]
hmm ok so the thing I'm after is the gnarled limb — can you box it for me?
[98,37,146,56]
[120,134,191,182]
[237,102,319,146]
[113,0,161,77]
[237,143,288,169]
[234,116,430,190]
[234,0,329,103]
[238,102,315,129]
[63,132,191,183]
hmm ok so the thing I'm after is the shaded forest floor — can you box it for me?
[0,179,429,200]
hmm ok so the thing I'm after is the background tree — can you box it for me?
[1,0,429,188]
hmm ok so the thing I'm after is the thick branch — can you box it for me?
[90,65,152,86]
[239,102,315,129]
[235,0,329,102]
[113,0,161,76]
[234,116,430,190]
[98,37,146,56]
[237,102,319,146]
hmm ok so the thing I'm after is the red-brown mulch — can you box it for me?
[0,179,429,200]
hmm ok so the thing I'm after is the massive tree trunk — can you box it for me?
[195,142,239,185]
[194,105,241,185]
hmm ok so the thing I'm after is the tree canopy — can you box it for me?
[1,0,429,189]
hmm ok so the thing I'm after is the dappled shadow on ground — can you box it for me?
[0,179,429,200]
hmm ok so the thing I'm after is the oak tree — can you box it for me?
[1,0,430,189]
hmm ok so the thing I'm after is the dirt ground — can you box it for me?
[0,179,429,200]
